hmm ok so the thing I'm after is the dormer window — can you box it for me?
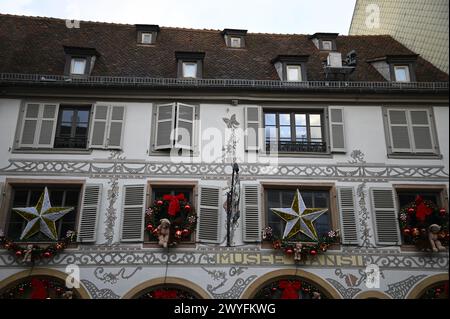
[136,24,159,45]
[322,40,333,51]
[176,52,205,79]
[222,28,247,48]
[309,33,338,51]
[272,55,309,81]
[394,65,410,82]
[63,46,99,77]
[70,58,87,75]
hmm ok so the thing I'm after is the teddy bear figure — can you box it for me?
[157,218,171,248]
[293,243,303,262]
[61,290,73,299]
[428,224,446,252]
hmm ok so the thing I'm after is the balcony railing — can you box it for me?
[54,136,87,149]
[266,140,327,153]
[0,73,448,92]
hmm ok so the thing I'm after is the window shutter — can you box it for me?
[19,103,40,147]
[36,104,59,148]
[409,110,434,152]
[242,184,261,242]
[77,184,102,243]
[337,187,358,245]
[388,109,412,153]
[244,106,261,151]
[329,107,346,152]
[370,188,401,246]
[107,106,125,149]
[121,184,146,242]
[89,104,109,148]
[0,182,4,211]
[197,186,221,243]
[154,103,176,150]
[174,103,195,150]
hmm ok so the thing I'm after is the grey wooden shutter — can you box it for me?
[19,103,40,147]
[244,106,261,151]
[337,187,358,245]
[37,104,59,148]
[154,103,175,150]
[77,184,102,243]
[387,109,412,153]
[242,184,261,242]
[197,186,221,243]
[0,182,4,212]
[174,103,195,150]
[329,107,346,152]
[409,110,434,152]
[89,104,109,148]
[370,188,401,246]
[121,184,146,242]
[107,106,125,149]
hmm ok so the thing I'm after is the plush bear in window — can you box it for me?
[157,218,171,248]
[428,224,446,252]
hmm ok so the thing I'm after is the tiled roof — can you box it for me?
[0,14,448,82]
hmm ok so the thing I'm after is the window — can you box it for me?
[286,65,302,81]
[145,186,195,243]
[264,111,326,153]
[386,108,437,154]
[182,62,198,78]
[70,58,87,75]
[230,37,242,48]
[394,65,410,82]
[54,106,91,149]
[6,185,81,242]
[265,188,331,242]
[141,33,153,44]
[322,40,333,51]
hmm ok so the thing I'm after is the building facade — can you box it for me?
[349,0,449,74]
[0,14,449,299]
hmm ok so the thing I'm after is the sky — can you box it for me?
[0,0,357,35]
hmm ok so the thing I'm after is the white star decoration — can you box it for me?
[13,187,74,241]
[271,189,328,241]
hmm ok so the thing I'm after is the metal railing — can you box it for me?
[0,73,448,91]
[266,140,327,153]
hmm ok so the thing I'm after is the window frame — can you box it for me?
[144,181,198,247]
[383,106,440,158]
[230,37,242,48]
[0,179,85,245]
[393,65,411,82]
[181,62,198,79]
[321,40,333,51]
[286,65,302,82]
[54,105,91,150]
[260,182,340,248]
[141,32,153,44]
[70,58,87,75]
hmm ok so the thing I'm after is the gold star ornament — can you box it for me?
[271,189,328,241]
[13,187,74,241]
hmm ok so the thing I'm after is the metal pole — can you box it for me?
[226,163,239,247]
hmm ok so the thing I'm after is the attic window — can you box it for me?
[176,52,205,79]
[182,62,198,78]
[222,28,247,48]
[141,33,153,44]
[272,55,309,81]
[322,40,333,51]
[367,55,418,82]
[136,24,159,45]
[286,65,302,81]
[394,65,410,82]
[308,33,338,51]
[63,46,99,77]
[70,58,87,75]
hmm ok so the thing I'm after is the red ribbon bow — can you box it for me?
[31,278,48,299]
[415,195,433,222]
[279,280,302,299]
[153,289,178,299]
[162,193,186,216]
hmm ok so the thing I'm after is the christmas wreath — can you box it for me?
[262,227,340,262]
[398,195,448,251]
[0,231,76,263]
[144,193,197,247]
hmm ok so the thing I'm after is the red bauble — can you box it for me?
[152,229,159,236]
[184,204,191,212]
[43,251,52,258]
[407,207,415,214]
[439,208,446,216]
[285,248,293,255]
[56,287,62,294]
[18,287,25,293]
[15,250,23,257]
[310,250,317,256]
[175,230,183,238]
[146,224,154,232]
[156,200,164,206]
[403,228,411,236]
[182,229,190,237]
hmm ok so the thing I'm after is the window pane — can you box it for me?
[279,114,290,126]
[310,127,322,140]
[286,66,301,81]
[265,126,277,140]
[142,33,152,44]
[295,114,306,126]
[59,123,72,136]
[322,41,332,50]
[62,110,74,122]
[182,63,197,78]
[394,66,409,82]
[71,59,86,75]
[279,127,291,140]
[75,123,88,136]
[295,126,307,140]
[265,113,276,126]
[77,110,90,123]
[230,37,241,47]
[310,114,322,126]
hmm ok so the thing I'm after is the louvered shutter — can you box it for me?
[244,106,261,151]
[89,104,109,148]
[337,187,358,245]
[197,186,221,243]
[174,103,195,150]
[409,110,434,152]
[37,104,59,148]
[329,107,346,152]
[242,184,261,242]
[0,182,4,211]
[19,103,40,147]
[388,109,412,153]
[77,184,102,243]
[107,106,125,149]
[121,184,146,242]
[370,188,401,245]
[154,103,175,150]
